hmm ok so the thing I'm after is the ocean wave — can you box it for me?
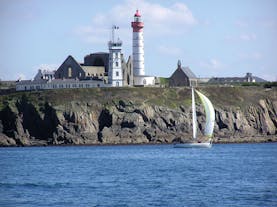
[0,182,75,189]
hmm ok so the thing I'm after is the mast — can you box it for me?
[192,87,197,139]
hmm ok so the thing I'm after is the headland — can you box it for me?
[0,86,276,147]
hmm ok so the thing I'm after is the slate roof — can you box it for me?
[208,75,267,83]
[182,67,197,79]
[16,78,104,86]
[16,79,48,85]
[253,76,267,82]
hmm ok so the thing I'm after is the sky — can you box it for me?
[0,0,276,81]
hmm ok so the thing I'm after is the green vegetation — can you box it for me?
[264,82,277,88]
[0,86,276,111]
[241,82,263,87]
[159,77,169,87]
[206,81,277,88]
[0,81,15,89]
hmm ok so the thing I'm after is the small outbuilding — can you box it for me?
[169,60,198,87]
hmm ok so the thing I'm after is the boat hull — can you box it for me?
[173,142,212,148]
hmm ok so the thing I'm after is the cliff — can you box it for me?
[0,87,276,146]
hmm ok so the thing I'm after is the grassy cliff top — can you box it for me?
[0,86,276,111]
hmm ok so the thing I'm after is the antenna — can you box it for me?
[111,25,119,43]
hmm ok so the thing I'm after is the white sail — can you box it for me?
[195,90,215,137]
[173,88,213,148]
[191,88,197,139]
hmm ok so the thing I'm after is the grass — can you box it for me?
[264,82,277,88]
[0,86,276,112]
[159,77,169,87]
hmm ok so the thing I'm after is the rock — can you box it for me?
[100,127,120,144]
[0,88,276,146]
[0,133,16,146]
[259,99,276,135]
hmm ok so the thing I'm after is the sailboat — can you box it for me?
[174,87,215,148]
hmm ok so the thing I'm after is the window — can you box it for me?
[116,71,119,76]
[116,82,119,87]
[116,62,118,67]
[143,79,146,85]
[68,67,72,78]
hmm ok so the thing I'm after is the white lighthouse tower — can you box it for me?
[108,25,123,87]
[131,10,145,76]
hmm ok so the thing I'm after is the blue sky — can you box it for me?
[0,0,276,81]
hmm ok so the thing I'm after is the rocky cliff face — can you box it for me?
[0,87,276,146]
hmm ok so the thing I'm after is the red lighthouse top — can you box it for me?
[134,10,141,17]
[131,10,144,32]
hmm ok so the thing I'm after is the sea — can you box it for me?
[0,143,277,207]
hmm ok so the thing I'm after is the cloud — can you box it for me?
[8,64,58,81]
[34,64,59,71]
[74,26,110,44]
[238,52,262,60]
[261,19,277,28]
[225,33,257,42]
[235,20,249,28]
[260,74,277,82]
[0,0,39,22]
[15,73,26,81]
[200,58,224,70]
[157,45,183,56]
[74,0,197,44]
[239,33,256,41]
[235,19,277,29]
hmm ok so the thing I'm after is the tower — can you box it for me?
[108,25,123,87]
[131,10,145,76]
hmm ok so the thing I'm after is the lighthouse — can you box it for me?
[131,10,145,76]
[108,25,123,87]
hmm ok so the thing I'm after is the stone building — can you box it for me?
[55,56,87,80]
[16,78,106,91]
[123,56,133,86]
[54,54,108,81]
[16,10,157,91]
[169,60,198,87]
[34,69,56,81]
[83,52,109,74]
[208,72,267,84]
